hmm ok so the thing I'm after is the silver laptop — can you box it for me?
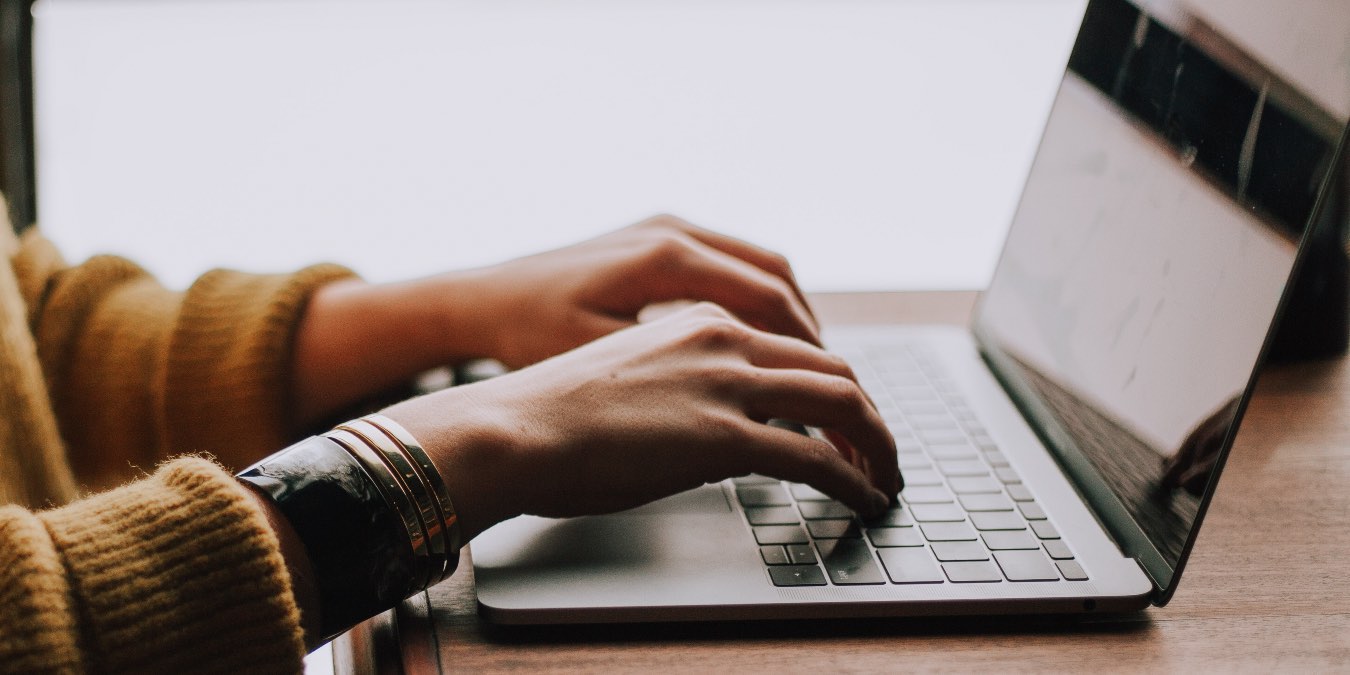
[471,0,1350,623]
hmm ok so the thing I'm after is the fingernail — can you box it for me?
[896,470,905,494]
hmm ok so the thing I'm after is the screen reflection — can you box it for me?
[976,0,1347,566]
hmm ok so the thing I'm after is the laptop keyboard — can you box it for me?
[739,342,1088,587]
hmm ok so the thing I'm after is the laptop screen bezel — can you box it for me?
[968,10,1350,601]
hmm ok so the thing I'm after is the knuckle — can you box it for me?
[638,213,686,232]
[756,278,798,315]
[689,317,748,348]
[826,353,855,378]
[825,376,865,409]
[648,233,682,259]
[765,250,793,276]
[688,300,732,319]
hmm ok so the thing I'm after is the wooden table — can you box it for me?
[334,291,1350,673]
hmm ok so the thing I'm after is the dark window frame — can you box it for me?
[1,0,36,234]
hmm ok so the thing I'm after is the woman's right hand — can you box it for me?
[382,302,900,542]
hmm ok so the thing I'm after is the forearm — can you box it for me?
[289,270,499,428]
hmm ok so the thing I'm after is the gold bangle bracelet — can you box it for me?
[363,413,462,583]
[324,428,431,591]
[337,419,450,584]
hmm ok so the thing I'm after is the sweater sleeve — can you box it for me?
[0,457,305,674]
[13,231,355,485]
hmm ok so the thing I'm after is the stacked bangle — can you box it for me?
[237,415,460,641]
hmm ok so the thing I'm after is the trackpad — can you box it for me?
[472,484,739,576]
[620,484,731,515]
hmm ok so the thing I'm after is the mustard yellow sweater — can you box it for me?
[0,222,354,673]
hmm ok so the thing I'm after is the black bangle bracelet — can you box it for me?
[237,435,417,642]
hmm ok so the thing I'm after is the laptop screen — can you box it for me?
[972,0,1348,599]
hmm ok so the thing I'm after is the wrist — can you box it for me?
[382,385,534,542]
[293,273,495,426]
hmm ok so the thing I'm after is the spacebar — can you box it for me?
[818,539,886,585]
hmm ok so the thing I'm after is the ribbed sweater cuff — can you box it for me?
[163,263,356,469]
[38,457,305,674]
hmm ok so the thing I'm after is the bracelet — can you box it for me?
[237,435,418,642]
[362,413,462,583]
[323,428,434,592]
[238,417,461,640]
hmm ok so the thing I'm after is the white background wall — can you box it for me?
[32,0,1085,290]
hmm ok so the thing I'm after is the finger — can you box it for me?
[644,237,821,346]
[737,424,889,516]
[735,328,887,426]
[644,215,819,331]
[742,329,856,379]
[743,369,900,496]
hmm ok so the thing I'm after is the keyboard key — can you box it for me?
[958,493,1014,512]
[896,387,941,403]
[971,435,997,450]
[900,401,947,416]
[798,501,854,520]
[760,545,790,565]
[1056,559,1089,581]
[982,531,1041,550]
[1006,484,1034,501]
[994,550,1060,581]
[866,507,916,528]
[901,469,944,486]
[886,422,915,437]
[1043,540,1074,560]
[983,451,1010,467]
[920,522,979,542]
[970,512,1026,531]
[897,454,932,470]
[769,565,827,587]
[738,485,791,507]
[948,477,1003,494]
[817,539,886,585]
[938,460,989,477]
[909,503,966,522]
[894,436,923,452]
[1018,502,1047,520]
[1030,521,1061,540]
[754,525,809,545]
[994,466,1022,484]
[808,519,861,539]
[867,527,926,547]
[733,474,779,485]
[787,544,818,565]
[789,483,831,501]
[961,418,993,434]
[919,429,966,444]
[927,443,978,461]
[878,548,945,584]
[909,414,958,430]
[900,485,954,504]
[943,561,1003,583]
[931,541,991,562]
[745,506,800,525]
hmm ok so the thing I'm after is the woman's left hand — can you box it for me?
[290,215,819,427]
[456,214,819,368]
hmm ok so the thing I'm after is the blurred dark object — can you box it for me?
[1268,146,1349,362]
[0,0,36,234]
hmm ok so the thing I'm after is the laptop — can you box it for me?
[471,0,1350,623]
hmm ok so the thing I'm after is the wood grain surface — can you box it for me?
[337,292,1350,673]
